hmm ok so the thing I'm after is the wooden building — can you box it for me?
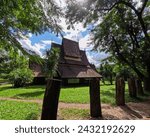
[29,38,101,85]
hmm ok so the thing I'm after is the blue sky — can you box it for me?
[19,0,108,67]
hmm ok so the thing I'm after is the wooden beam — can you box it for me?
[89,78,102,118]
[41,79,61,120]
[116,77,125,106]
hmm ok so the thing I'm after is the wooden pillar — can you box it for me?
[41,79,61,120]
[128,78,137,98]
[116,77,125,106]
[89,78,102,118]
[135,79,144,95]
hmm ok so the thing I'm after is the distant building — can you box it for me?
[29,38,101,86]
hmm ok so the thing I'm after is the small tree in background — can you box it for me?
[99,61,115,85]
[9,68,33,88]
[113,64,132,81]
[0,47,33,88]
[42,47,60,78]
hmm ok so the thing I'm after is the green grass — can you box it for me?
[59,108,90,120]
[0,83,149,105]
[0,84,45,99]
[0,78,8,83]
[0,81,150,120]
[60,87,90,103]
[0,100,40,120]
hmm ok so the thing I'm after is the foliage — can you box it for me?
[113,63,133,79]
[100,61,115,84]
[0,100,40,120]
[0,0,62,60]
[42,47,60,78]
[66,0,150,90]
[93,5,149,79]
[8,68,33,88]
[0,48,34,87]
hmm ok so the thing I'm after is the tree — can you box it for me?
[92,3,149,90]
[9,68,33,88]
[0,0,62,60]
[66,0,150,91]
[100,61,115,85]
[0,47,33,87]
[113,63,133,80]
[42,47,60,78]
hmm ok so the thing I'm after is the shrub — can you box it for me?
[9,68,33,88]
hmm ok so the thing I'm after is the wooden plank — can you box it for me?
[128,78,137,98]
[89,78,102,117]
[116,77,125,106]
[41,79,61,120]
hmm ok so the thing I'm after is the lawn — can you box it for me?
[0,82,148,105]
[0,100,40,120]
[0,81,150,120]
[59,108,90,120]
[0,100,91,120]
[0,84,45,99]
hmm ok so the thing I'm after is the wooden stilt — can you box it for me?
[116,77,125,106]
[89,78,102,118]
[41,79,61,120]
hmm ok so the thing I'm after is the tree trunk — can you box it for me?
[41,79,61,120]
[89,78,102,118]
[143,77,150,92]
[135,79,144,95]
[110,75,113,85]
[128,78,137,98]
[116,77,125,106]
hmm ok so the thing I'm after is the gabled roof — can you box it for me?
[62,38,81,58]
[58,64,101,78]
[30,38,102,79]
[56,38,101,78]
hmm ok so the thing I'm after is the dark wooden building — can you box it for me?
[30,38,101,85]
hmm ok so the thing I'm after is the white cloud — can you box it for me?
[79,34,93,50]
[28,33,32,38]
[41,40,52,45]
[58,17,87,41]
[18,38,53,57]
[86,51,108,68]
[19,38,43,56]
[34,43,46,50]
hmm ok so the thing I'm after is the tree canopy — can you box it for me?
[66,0,150,90]
[0,0,62,59]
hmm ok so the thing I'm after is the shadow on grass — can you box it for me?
[0,86,13,92]
[0,85,45,92]
[100,84,114,86]
[25,85,45,89]
[13,91,44,98]
[125,92,150,103]
[25,112,39,120]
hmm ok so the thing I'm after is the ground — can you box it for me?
[0,81,150,120]
[0,97,150,120]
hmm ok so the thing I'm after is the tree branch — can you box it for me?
[140,0,148,14]
[112,36,144,79]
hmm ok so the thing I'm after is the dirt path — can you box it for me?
[0,97,150,120]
